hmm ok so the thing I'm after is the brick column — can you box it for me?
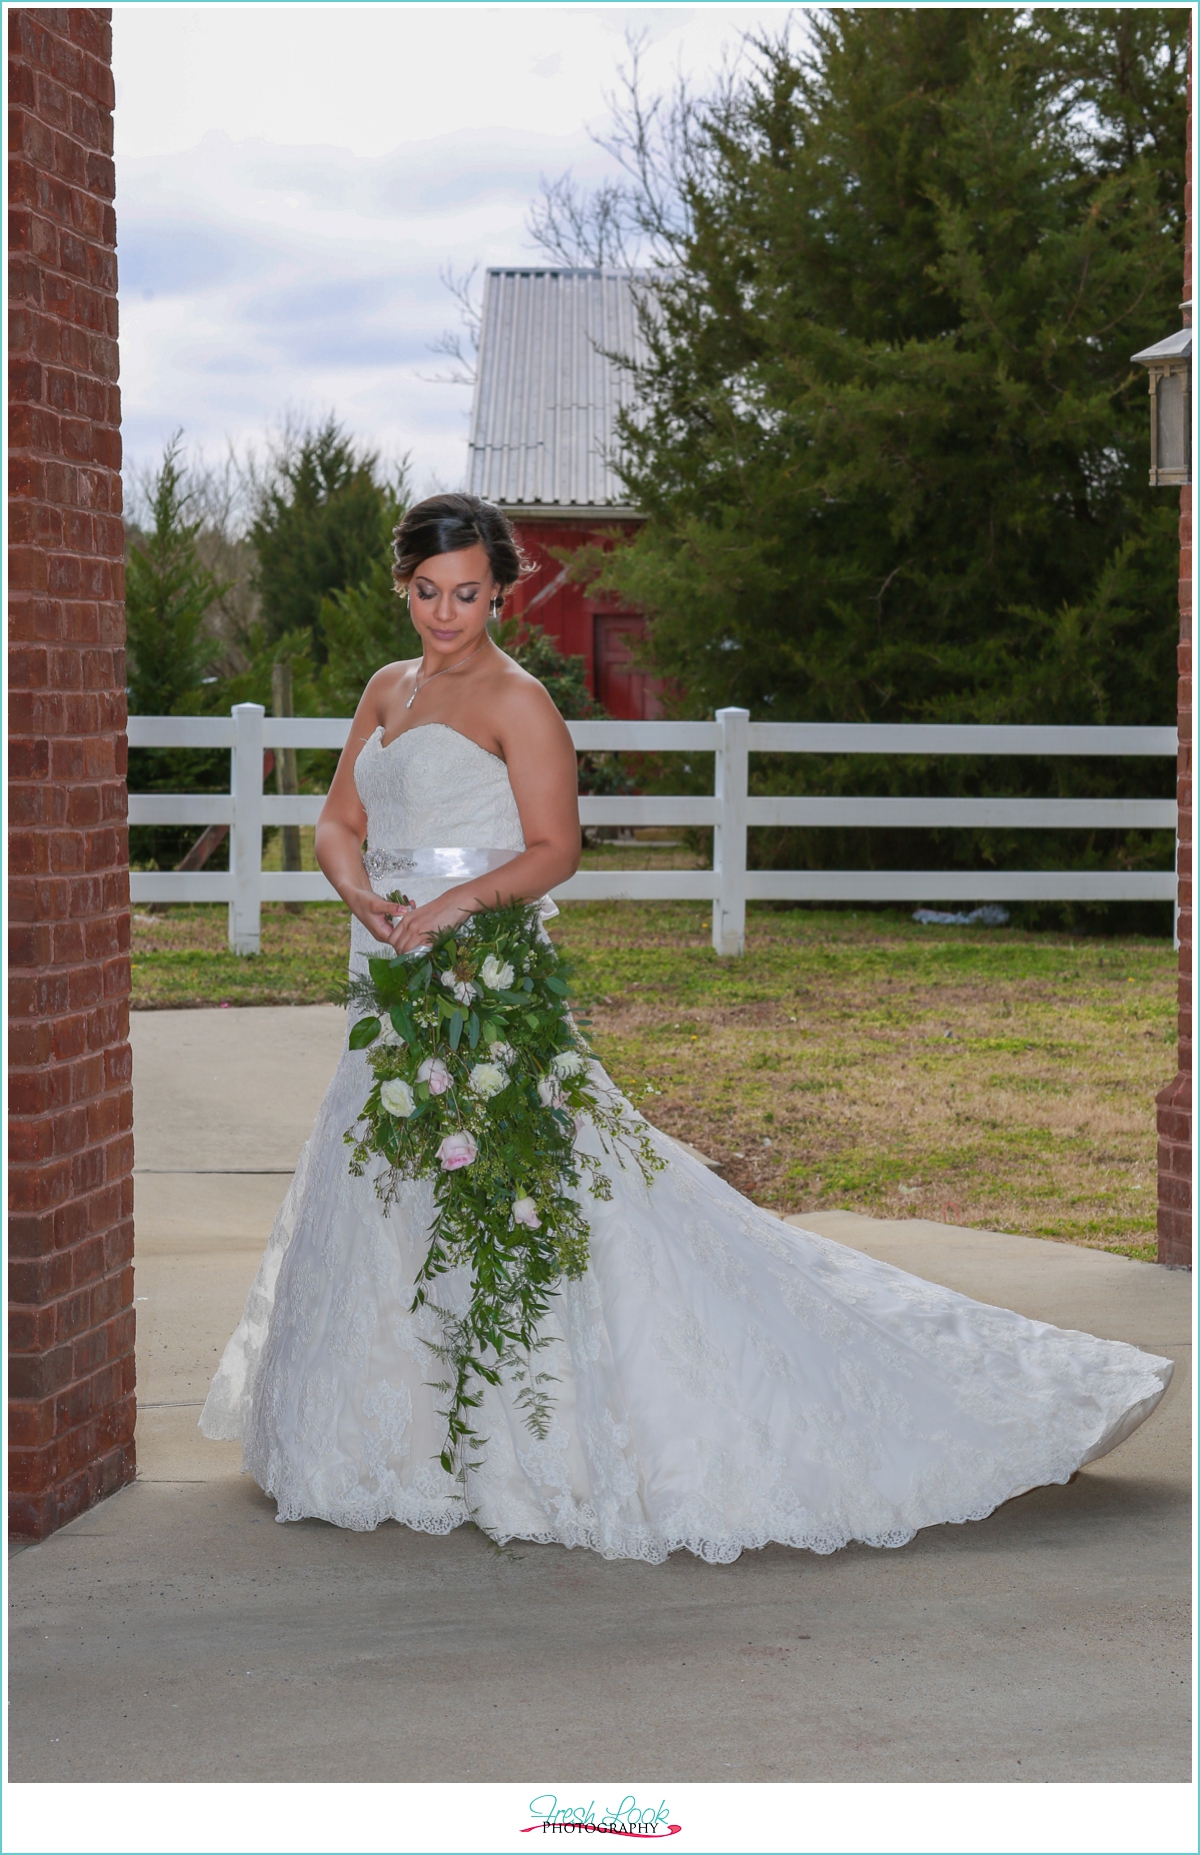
[8,7,135,1537]
[1156,24,1193,1270]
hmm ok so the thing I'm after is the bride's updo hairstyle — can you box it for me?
[392,493,528,610]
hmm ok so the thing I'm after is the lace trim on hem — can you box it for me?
[198,1411,243,1443]
[251,1391,1166,1565]
[257,1482,1042,1562]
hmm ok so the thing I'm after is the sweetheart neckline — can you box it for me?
[372,721,507,768]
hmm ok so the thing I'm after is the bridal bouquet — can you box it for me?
[341,898,662,1486]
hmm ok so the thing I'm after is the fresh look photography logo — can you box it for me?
[522,1795,680,1837]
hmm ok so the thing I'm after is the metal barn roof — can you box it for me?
[466,268,649,513]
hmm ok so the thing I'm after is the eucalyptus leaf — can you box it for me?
[341,894,664,1530]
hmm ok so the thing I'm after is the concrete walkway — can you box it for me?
[8,1007,1192,1783]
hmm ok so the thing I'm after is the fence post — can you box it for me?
[712,706,750,956]
[229,702,264,955]
[271,658,303,913]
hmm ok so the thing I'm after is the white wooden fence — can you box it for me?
[127,706,1178,956]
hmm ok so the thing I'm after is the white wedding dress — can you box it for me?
[200,721,1173,1563]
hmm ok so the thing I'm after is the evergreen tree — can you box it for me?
[125,439,231,870]
[125,437,225,715]
[250,417,404,662]
[317,547,422,717]
[569,7,1186,913]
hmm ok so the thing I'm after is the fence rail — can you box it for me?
[127,706,1178,955]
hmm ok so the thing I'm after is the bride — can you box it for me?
[200,492,1173,1564]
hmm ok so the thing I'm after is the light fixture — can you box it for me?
[1131,305,1192,488]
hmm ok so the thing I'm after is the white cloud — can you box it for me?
[111,3,798,492]
[116,123,621,490]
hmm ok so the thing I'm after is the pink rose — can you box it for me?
[417,1056,452,1096]
[437,1130,478,1171]
[512,1196,541,1230]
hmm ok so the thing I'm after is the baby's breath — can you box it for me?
[338,899,663,1510]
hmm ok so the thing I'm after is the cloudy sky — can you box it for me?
[112,3,797,499]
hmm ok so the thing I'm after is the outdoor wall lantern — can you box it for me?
[1131,305,1192,488]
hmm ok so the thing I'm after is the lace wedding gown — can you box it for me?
[200,721,1173,1563]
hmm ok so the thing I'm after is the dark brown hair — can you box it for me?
[392,493,527,600]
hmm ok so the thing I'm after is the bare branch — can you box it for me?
[525,22,769,271]
[527,171,633,268]
[420,262,484,386]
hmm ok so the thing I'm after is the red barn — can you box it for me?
[466,267,662,719]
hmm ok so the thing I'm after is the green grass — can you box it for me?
[130,897,1175,1257]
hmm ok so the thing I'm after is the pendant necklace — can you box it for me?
[405,638,488,710]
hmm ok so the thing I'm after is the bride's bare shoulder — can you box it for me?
[490,649,573,741]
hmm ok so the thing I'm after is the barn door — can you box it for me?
[593,614,662,720]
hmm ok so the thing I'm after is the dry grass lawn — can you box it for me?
[130,893,1175,1261]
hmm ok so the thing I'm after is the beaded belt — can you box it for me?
[362,846,521,882]
[359,845,558,922]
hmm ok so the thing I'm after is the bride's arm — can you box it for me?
[315,670,409,950]
[387,682,581,955]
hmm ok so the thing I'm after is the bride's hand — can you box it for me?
[343,885,411,952]
[389,893,473,956]
[343,886,472,956]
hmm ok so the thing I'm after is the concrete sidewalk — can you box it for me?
[8,1007,1192,1783]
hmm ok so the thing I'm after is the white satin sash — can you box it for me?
[361,845,558,920]
[362,846,520,883]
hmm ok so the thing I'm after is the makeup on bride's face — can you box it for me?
[407,544,496,652]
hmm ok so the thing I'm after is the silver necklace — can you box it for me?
[405,638,487,710]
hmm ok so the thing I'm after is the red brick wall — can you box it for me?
[1156,24,1193,1270]
[8,7,135,1536]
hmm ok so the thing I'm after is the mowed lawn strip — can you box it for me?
[130,900,1174,1259]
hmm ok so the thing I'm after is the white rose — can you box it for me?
[379,1077,416,1119]
[488,1041,517,1065]
[440,970,477,1005]
[468,1061,508,1099]
[479,954,516,992]
[537,1075,565,1109]
[551,1051,585,1079]
[512,1197,541,1230]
